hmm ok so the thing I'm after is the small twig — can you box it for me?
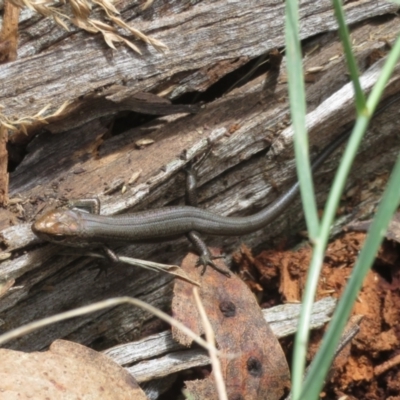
[0,296,219,357]
[193,288,228,400]
[77,251,201,286]
[374,353,400,376]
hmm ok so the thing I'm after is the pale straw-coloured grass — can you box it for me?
[0,0,167,132]
[0,100,71,133]
[9,0,167,54]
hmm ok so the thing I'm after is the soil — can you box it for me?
[234,231,400,400]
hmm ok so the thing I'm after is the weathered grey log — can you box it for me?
[0,1,399,363]
[0,0,397,143]
[104,297,336,383]
[103,297,337,398]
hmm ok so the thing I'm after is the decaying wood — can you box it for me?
[0,0,19,63]
[172,254,290,400]
[0,126,8,204]
[0,0,397,140]
[283,315,363,400]
[0,2,399,398]
[102,297,335,395]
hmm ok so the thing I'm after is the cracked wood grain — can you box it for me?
[0,0,397,143]
[0,8,399,380]
[103,297,336,382]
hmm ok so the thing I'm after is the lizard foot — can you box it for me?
[195,255,231,277]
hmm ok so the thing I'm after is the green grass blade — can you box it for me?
[291,5,400,396]
[332,0,365,111]
[285,0,320,246]
[300,147,400,400]
[297,35,400,400]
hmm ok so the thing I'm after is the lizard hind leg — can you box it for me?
[186,231,230,278]
[184,147,230,277]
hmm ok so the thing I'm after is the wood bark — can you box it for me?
[0,0,399,396]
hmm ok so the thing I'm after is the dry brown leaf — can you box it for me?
[172,252,290,400]
[0,339,148,399]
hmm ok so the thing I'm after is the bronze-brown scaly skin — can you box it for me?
[32,130,351,246]
[31,95,400,275]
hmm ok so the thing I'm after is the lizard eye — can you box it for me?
[52,234,67,242]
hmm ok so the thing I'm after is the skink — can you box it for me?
[31,128,348,279]
[31,95,399,275]
[32,131,348,243]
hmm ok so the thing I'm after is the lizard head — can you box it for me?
[32,209,87,247]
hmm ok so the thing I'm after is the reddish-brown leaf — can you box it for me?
[172,252,290,400]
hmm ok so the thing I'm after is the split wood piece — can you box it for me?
[43,89,201,135]
[104,296,336,383]
[1,0,397,142]
[2,17,400,251]
[0,0,19,63]
[347,211,400,244]
[0,15,399,361]
[0,126,9,205]
[172,253,290,400]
